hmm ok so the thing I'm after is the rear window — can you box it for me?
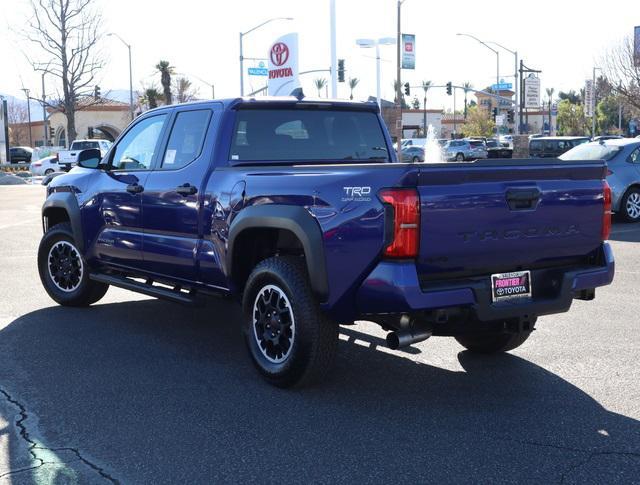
[469,141,485,148]
[229,108,389,163]
[559,143,622,161]
[71,141,99,150]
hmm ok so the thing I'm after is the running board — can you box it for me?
[90,273,198,305]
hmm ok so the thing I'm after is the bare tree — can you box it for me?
[173,77,199,104]
[23,0,104,144]
[7,100,30,145]
[601,36,640,111]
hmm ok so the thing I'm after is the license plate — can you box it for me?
[491,271,531,302]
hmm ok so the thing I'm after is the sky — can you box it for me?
[0,0,638,112]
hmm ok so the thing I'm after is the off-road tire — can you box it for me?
[242,256,338,388]
[455,331,531,354]
[38,222,108,306]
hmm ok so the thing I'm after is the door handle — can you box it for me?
[126,183,144,194]
[176,183,197,196]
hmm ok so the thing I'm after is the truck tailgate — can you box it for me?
[416,160,607,282]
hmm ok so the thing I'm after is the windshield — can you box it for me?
[230,108,389,163]
[559,143,622,161]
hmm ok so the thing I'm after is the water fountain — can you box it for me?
[423,124,444,163]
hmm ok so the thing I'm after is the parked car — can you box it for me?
[401,138,428,148]
[41,171,66,186]
[30,155,61,175]
[444,139,488,161]
[560,138,640,222]
[592,135,624,142]
[402,146,425,163]
[486,139,513,158]
[529,136,590,158]
[500,135,514,147]
[57,139,112,170]
[9,146,33,163]
[38,96,614,387]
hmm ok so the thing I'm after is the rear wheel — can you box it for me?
[455,331,531,354]
[242,256,338,388]
[621,187,640,223]
[412,156,420,163]
[44,168,54,175]
[38,222,108,306]
[455,152,464,161]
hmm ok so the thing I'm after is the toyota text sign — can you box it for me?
[267,33,300,96]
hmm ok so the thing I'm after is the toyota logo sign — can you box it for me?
[270,42,290,67]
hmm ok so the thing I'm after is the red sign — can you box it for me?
[405,42,413,52]
[270,42,290,67]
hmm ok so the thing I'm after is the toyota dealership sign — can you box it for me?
[268,33,300,96]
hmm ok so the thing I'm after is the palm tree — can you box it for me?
[546,87,555,134]
[348,77,359,100]
[314,78,327,97]
[463,82,473,120]
[421,80,432,135]
[142,87,162,109]
[155,60,174,105]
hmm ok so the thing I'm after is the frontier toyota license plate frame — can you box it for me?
[491,270,531,302]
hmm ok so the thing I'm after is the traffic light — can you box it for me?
[446,82,452,96]
[337,59,345,82]
[507,110,514,123]
[492,107,498,121]
[404,82,410,96]
[94,85,101,99]
[49,126,55,140]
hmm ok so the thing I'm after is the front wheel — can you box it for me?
[455,331,531,354]
[38,222,109,306]
[242,256,338,388]
[621,187,640,223]
[412,156,420,163]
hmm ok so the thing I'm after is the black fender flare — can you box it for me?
[227,205,329,300]
[42,192,84,251]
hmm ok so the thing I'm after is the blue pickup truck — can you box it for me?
[38,96,615,387]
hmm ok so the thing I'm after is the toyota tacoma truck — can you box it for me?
[38,96,615,387]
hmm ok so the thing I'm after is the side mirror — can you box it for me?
[77,148,102,169]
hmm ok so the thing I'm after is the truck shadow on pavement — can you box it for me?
[0,298,639,484]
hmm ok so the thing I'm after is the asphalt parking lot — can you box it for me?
[0,185,639,484]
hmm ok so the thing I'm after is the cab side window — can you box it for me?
[160,110,211,169]
[110,114,167,170]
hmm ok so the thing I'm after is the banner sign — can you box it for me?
[584,79,594,117]
[267,33,300,96]
[524,76,540,109]
[401,34,415,69]
[635,26,640,67]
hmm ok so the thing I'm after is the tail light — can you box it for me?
[602,180,612,240]
[32,162,41,167]
[607,169,614,176]
[379,188,420,258]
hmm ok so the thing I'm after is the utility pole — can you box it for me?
[41,72,47,146]
[330,0,337,98]
[453,87,457,137]
[396,0,404,163]
[21,88,33,147]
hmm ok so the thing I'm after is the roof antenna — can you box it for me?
[290,87,305,100]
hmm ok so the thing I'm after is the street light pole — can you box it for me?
[356,37,395,109]
[487,41,519,135]
[396,0,405,164]
[457,33,500,139]
[330,0,337,98]
[21,88,33,147]
[239,17,293,96]
[108,33,134,120]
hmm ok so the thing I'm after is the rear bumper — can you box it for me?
[355,243,615,321]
